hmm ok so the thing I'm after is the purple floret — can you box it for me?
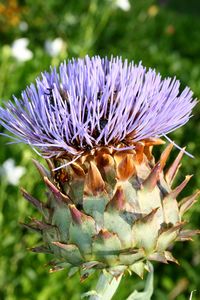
[0,56,197,157]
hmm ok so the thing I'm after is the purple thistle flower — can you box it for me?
[0,56,197,158]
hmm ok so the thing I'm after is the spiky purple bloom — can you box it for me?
[0,56,196,158]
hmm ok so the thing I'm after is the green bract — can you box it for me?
[22,142,199,280]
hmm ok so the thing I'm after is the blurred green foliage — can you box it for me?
[0,0,200,299]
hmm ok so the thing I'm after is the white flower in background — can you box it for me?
[11,38,33,62]
[45,38,65,57]
[0,159,26,186]
[115,0,131,11]
[19,21,28,32]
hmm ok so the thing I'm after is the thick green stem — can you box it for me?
[82,263,154,300]
[82,270,122,300]
[126,263,154,300]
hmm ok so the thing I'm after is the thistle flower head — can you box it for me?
[1,56,199,292]
[0,56,196,158]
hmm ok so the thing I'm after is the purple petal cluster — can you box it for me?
[0,56,196,157]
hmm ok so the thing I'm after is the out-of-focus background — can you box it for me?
[0,0,200,299]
